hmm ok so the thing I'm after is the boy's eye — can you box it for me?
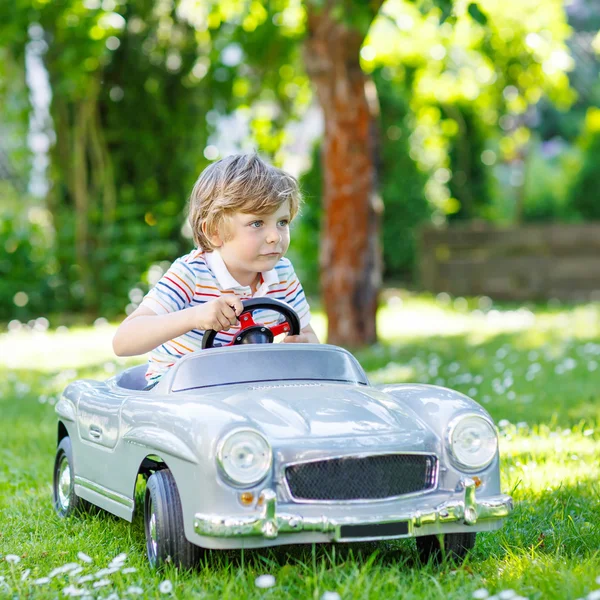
[278,219,289,227]
[249,221,263,228]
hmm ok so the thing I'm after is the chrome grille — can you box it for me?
[285,454,437,501]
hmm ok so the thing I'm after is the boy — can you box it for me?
[112,154,319,387]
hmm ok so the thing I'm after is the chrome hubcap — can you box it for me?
[57,456,71,510]
[147,501,158,560]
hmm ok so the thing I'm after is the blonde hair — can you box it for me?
[189,154,301,251]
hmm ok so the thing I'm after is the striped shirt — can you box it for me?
[140,248,311,384]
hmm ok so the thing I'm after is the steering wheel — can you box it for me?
[201,297,301,349]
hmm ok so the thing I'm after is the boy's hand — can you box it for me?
[282,333,311,343]
[192,296,243,331]
[282,324,319,344]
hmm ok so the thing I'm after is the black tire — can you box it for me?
[415,532,477,564]
[144,469,202,569]
[52,437,83,517]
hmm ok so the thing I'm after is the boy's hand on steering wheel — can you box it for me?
[192,296,243,332]
[282,333,310,343]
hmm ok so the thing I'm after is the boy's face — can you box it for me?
[210,201,291,283]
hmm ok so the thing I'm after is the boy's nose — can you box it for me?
[266,229,281,243]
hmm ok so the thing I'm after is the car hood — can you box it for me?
[216,382,430,440]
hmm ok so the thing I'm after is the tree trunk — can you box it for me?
[303,2,383,347]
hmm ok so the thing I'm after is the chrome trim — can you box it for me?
[147,500,158,563]
[74,476,134,510]
[280,451,439,504]
[194,478,513,541]
[248,383,323,390]
[216,428,273,488]
[57,455,72,510]
[445,413,498,472]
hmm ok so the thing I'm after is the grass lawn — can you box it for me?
[1,294,600,599]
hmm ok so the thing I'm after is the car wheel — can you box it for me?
[52,437,84,517]
[415,532,477,564]
[144,469,202,569]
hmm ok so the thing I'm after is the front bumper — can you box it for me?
[194,478,513,542]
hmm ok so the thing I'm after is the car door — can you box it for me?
[77,385,123,450]
[74,384,129,494]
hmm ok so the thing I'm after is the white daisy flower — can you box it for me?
[498,591,516,600]
[62,584,86,597]
[21,569,31,582]
[111,553,127,564]
[321,592,341,600]
[107,553,128,569]
[255,574,276,589]
[122,567,137,574]
[473,590,489,599]
[93,579,111,588]
[34,577,51,585]
[5,554,21,564]
[50,563,80,578]
[159,579,173,594]
[127,586,144,595]
[95,567,120,578]
[78,552,93,564]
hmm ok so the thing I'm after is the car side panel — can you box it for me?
[61,381,139,520]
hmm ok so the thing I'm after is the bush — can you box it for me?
[0,185,58,321]
[522,137,583,222]
[570,108,600,220]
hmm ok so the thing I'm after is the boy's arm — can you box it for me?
[112,297,243,357]
[112,306,195,357]
[283,323,320,344]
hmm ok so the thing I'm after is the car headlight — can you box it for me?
[447,414,498,471]
[217,429,272,486]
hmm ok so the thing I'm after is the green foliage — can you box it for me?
[0,0,317,321]
[0,186,57,320]
[377,71,430,280]
[1,0,279,319]
[365,0,576,222]
[446,105,491,220]
[570,108,600,220]
[521,139,583,222]
[467,2,488,26]
[289,145,322,297]
[0,0,590,323]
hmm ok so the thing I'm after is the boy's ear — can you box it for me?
[202,221,223,248]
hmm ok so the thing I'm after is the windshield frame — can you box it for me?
[167,345,369,392]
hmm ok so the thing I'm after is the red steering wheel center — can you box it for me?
[201,298,301,350]
[238,311,291,337]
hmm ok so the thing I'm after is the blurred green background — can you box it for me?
[1,0,599,324]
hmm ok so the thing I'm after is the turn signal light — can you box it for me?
[239,492,255,506]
